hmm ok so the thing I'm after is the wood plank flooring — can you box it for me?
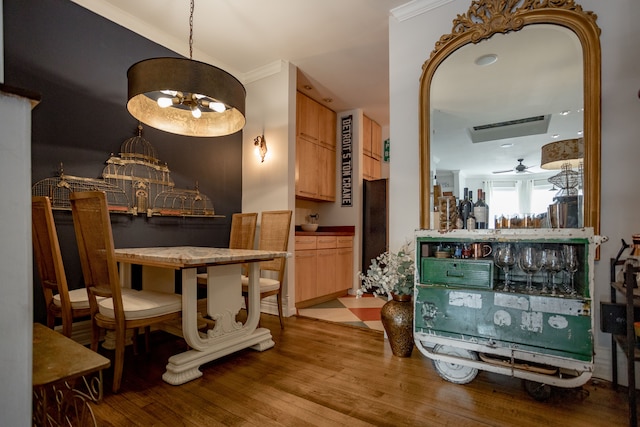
[90,313,633,426]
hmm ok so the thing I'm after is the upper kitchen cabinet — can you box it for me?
[296,92,336,202]
[363,114,382,181]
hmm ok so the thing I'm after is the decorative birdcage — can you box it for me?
[31,125,220,218]
[548,163,583,198]
[32,166,130,212]
[151,184,215,217]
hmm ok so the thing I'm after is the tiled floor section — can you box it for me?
[297,294,386,331]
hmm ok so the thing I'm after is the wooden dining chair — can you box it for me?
[69,191,182,393]
[197,212,258,286]
[229,212,258,250]
[241,210,292,329]
[31,196,93,338]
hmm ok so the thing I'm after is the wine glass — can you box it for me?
[542,249,563,295]
[563,245,579,295]
[518,246,541,293]
[495,244,516,291]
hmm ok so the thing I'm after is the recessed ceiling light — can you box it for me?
[500,143,513,148]
[475,54,498,66]
[303,85,312,90]
[577,130,583,136]
[323,98,333,103]
[559,110,570,115]
[552,134,560,138]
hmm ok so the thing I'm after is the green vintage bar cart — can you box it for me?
[414,228,606,400]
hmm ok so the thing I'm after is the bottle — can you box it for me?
[474,189,488,229]
[466,192,476,229]
[459,188,472,229]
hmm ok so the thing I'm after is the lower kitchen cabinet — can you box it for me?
[295,234,354,308]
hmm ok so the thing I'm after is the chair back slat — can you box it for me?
[70,191,122,322]
[258,210,292,279]
[31,196,73,336]
[229,213,258,250]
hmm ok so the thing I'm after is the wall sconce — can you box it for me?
[254,135,268,163]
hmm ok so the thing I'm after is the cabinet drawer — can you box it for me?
[316,236,337,249]
[336,236,353,248]
[295,236,316,250]
[420,258,493,289]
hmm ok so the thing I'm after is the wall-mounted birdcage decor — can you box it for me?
[151,184,215,217]
[32,167,131,212]
[31,126,223,218]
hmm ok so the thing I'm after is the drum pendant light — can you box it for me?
[126,0,245,137]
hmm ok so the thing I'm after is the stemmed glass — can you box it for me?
[518,246,541,293]
[542,249,563,295]
[495,244,516,291]
[563,245,579,295]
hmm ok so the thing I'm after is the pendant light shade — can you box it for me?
[127,57,246,137]
[540,138,583,170]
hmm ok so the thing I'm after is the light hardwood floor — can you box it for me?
[90,313,633,426]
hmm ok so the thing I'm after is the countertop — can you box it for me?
[295,225,355,236]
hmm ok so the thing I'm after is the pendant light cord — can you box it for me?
[189,0,194,60]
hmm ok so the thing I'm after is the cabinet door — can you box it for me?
[371,157,381,180]
[363,155,373,180]
[296,137,319,199]
[318,146,336,201]
[371,120,382,160]
[319,107,336,149]
[296,92,319,142]
[295,250,317,303]
[363,115,372,156]
[316,248,337,297]
[336,246,353,293]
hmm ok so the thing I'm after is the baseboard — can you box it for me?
[595,343,640,389]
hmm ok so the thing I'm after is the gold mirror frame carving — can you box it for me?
[419,0,601,240]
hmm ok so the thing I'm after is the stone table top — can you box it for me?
[32,323,110,387]
[114,246,289,269]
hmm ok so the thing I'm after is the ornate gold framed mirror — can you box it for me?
[419,0,601,240]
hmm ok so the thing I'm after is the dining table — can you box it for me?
[113,246,288,385]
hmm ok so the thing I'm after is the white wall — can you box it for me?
[389,0,640,384]
[0,90,35,426]
[242,60,297,316]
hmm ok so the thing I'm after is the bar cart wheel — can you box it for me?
[523,380,552,401]
[432,344,479,384]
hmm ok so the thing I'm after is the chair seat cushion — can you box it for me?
[53,288,104,309]
[98,290,181,320]
[241,275,280,293]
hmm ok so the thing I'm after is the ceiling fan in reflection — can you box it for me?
[492,158,534,174]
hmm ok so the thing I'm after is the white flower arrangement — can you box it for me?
[357,241,415,298]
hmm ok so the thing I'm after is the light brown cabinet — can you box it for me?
[295,92,336,202]
[295,234,354,308]
[363,114,382,181]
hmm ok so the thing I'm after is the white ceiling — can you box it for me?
[71,0,408,128]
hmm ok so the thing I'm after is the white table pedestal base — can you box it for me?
[162,327,274,385]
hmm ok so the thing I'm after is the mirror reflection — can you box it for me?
[430,24,584,229]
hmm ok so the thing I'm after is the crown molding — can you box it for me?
[390,0,454,22]
[242,60,286,85]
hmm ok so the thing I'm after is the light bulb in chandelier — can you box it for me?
[157,90,180,108]
[190,104,202,118]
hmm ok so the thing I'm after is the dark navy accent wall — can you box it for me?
[3,0,243,323]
